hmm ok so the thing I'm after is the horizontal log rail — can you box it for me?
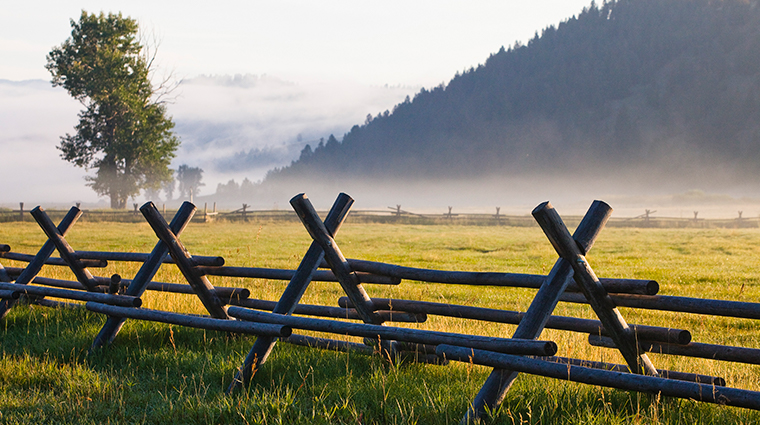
[338,297,691,345]
[197,265,400,285]
[86,302,291,337]
[228,306,558,356]
[0,282,140,307]
[561,292,760,320]
[230,297,427,323]
[0,289,19,300]
[437,345,760,411]
[328,259,658,295]
[588,335,760,365]
[2,268,249,300]
[74,250,225,266]
[0,251,106,268]
[530,355,725,386]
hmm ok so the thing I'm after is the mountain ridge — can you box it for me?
[263,0,760,187]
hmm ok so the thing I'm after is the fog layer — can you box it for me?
[0,76,416,206]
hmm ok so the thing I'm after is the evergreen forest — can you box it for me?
[265,0,760,186]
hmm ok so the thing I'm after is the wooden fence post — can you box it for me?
[532,202,658,377]
[91,202,197,350]
[140,202,230,319]
[464,200,612,423]
[290,194,382,325]
[228,193,354,392]
[0,207,82,319]
[30,207,97,292]
[19,202,23,221]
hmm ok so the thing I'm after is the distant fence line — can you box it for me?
[1,202,757,228]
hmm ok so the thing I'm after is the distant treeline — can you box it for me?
[263,0,760,183]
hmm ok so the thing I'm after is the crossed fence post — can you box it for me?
[228,193,354,392]
[30,207,101,292]
[91,202,197,350]
[139,202,230,320]
[461,201,658,423]
[0,207,82,319]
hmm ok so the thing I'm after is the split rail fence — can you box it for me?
[1,193,760,422]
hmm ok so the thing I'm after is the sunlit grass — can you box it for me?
[0,219,759,423]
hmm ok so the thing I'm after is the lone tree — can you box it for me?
[46,11,179,209]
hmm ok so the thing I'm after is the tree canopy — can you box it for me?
[47,11,179,209]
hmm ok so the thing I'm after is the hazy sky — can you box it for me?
[2,1,593,86]
[1,1,598,206]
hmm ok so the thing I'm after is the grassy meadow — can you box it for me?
[0,218,759,424]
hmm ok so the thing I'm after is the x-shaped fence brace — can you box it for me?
[88,201,291,349]
[223,195,656,421]
[3,195,760,423]
[0,206,132,318]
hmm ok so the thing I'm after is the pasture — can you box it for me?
[0,218,759,424]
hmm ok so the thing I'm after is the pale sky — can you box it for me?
[2,0,611,208]
[2,1,593,86]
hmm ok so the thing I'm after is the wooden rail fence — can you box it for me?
[1,194,760,422]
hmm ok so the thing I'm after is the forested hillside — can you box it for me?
[265,0,760,185]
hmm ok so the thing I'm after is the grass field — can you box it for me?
[0,218,759,424]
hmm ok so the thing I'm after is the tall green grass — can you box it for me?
[0,220,759,423]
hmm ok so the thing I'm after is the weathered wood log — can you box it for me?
[74,250,224,266]
[133,280,249,301]
[338,297,690,345]
[290,194,382,325]
[438,344,760,411]
[86,302,291,337]
[92,202,197,350]
[0,207,81,319]
[530,356,725,386]
[230,193,356,394]
[140,202,230,320]
[0,290,19,300]
[108,274,120,294]
[466,200,614,424]
[561,292,760,320]
[0,252,107,268]
[332,259,657,295]
[588,335,760,365]
[231,297,426,323]
[0,257,11,283]
[228,307,557,356]
[0,282,141,307]
[6,270,249,301]
[30,207,97,291]
[15,275,99,291]
[533,201,658,376]
[197,265,400,285]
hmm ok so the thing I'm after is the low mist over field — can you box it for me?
[3,0,760,220]
[0,76,416,206]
